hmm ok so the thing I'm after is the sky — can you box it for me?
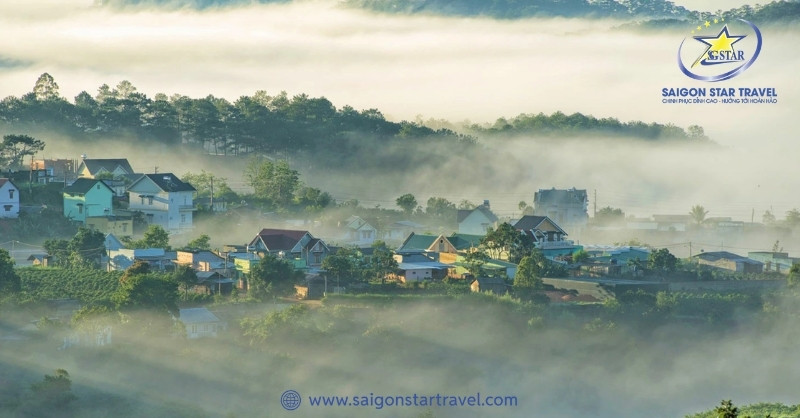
[0,0,797,225]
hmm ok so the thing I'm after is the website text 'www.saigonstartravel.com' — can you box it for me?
[280,390,518,411]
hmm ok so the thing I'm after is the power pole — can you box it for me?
[210,175,214,211]
[593,189,597,217]
[689,241,692,258]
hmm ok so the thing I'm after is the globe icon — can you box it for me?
[281,390,301,411]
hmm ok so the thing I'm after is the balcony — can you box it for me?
[178,205,196,211]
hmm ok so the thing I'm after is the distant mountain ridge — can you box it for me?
[97,0,800,26]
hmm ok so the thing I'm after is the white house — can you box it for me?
[76,158,135,179]
[339,215,377,246]
[0,178,20,218]
[179,307,223,339]
[128,173,196,231]
[457,201,498,235]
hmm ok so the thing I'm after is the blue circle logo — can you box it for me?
[677,18,762,82]
[280,390,301,411]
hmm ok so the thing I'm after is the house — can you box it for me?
[391,252,452,282]
[102,174,142,198]
[397,232,483,257]
[470,277,509,295]
[107,248,169,271]
[450,255,517,280]
[27,254,52,267]
[747,252,799,274]
[514,215,581,258]
[195,196,227,212]
[692,251,764,274]
[127,173,196,231]
[337,215,378,247]
[30,158,77,184]
[76,158,135,179]
[384,220,425,243]
[195,271,235,295]
[104,233,124,252]
[86,214,134,236]
[583,245,650,274]
[652,214,691,232]
[179,308,223,339]
[457,200,498,235]
[175,250,226,272]
[0,178,20,218]
[62,178,114,223]
[533,188,588,233]
[248,228,329,268]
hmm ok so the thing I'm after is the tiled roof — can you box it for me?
[253,229,309,252]
[82,159,134,175]
[457,206,498,224]
[398,233,438,252]
[64,178,111,195]
[144,173,196,192]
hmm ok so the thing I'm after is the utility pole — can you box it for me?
[689,241,692,258]
[210,175,214,211]
[593,189,597,217]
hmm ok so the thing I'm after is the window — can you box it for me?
[147,196,153,205]
[77,204,83,214]
[181,214,186,223]
[314,253,322,264]
[3,205,11,212]
[8,189,14,199]
[140,196,145,205]
[122,224,128,233]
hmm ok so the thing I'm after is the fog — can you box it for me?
[2,295,800,418]
[1,4,798,414]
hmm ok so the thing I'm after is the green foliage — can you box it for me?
[0,248,21,293]
[689,204,709,225]
[173,264,199,296]
[185,234,211,250]
[322,247,359,284]
[395,193,417,214]
[248,254,301,298]
[425,196,456,218]
[369,241,398,284]
[240,304,318,346]
[463,250,490,277]
[182,170,237,200]
[513,255,544,291]
[124,224,171,249]
[789,264,800,288]
[111,273,179,314]
[245,158,299,208]
[572,249,590,263]
[594,206,625,225]
[470,111,702,140]
[42,226,106,268]
[30,369,76,407]
[0,134,45,169]
[648,248,677,272]
[481,222,534,263]
[687,400,800,418]
[17,267,122,304]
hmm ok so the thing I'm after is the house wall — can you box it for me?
[0,182,20,218]
[130,189,193,231]
[458,211,494,235]
[186,322,218,339]
[63,184,112,223]
[402,268,432,282]
[86,217,133,236]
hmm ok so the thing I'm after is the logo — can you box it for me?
[677,18,762,82]
[281,390,301,411]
